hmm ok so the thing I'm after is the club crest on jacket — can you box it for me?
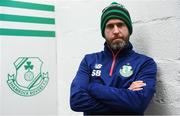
[120,63,133,77]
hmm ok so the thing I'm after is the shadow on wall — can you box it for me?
[131,25,171,115]
[145,66,169,115]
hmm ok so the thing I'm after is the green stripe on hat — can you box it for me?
[101,9,131,24]
[101,15,132,37]
[101,2,133,38]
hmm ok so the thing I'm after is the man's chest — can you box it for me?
[89,57,140,87]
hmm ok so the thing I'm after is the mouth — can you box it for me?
[112,39,122,44]
[113,38,122,41]
[114,38,120,40]
[113,36,123,39]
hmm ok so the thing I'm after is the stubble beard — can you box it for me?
[108,38,129,51]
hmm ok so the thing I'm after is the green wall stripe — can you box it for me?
[0,14,55,24]
[0,0,54,12]
[0,28,55,37]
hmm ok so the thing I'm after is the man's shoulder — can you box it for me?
[84,51,103,58]
[132,51,156,63]
[81,51,104,64]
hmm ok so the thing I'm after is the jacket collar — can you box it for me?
[104,42,133,58]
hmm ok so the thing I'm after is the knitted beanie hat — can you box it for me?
[101,2,133,38]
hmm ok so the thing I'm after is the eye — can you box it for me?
[117,23,126,28]
[106,24,114,29]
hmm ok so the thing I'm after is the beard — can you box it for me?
[107,38,129,51]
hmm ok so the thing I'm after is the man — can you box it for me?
[70,2,157,115]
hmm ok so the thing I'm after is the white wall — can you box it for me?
[56,0,180,115]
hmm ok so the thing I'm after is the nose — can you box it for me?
[113,25,119,34]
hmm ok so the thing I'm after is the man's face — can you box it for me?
[104,19,129,51]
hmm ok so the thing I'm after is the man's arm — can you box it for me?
[88,58,157,114]
[128,80,146,91]
[70,55,111,113]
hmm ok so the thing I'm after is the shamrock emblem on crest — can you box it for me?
[24,61,34,81]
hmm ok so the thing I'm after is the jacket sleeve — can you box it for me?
[70,55,111,113]
[88,58,157,113]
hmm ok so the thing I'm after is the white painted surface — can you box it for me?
[0,0,57,115]
[1,37,57,116]
[1,0,180,115]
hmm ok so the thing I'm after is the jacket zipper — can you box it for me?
[109,49,121,76]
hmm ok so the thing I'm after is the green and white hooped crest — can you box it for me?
[120,63,133,77]
[7,57,49,97]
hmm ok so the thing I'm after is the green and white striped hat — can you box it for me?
[101,2,133,38]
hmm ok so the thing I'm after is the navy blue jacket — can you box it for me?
[70,42,157,115]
